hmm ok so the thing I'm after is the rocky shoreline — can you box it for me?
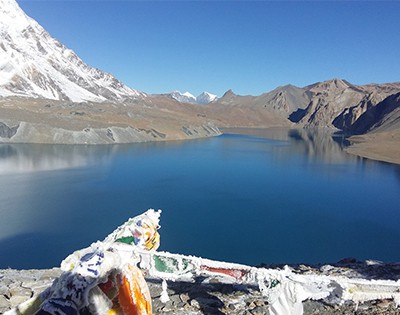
[2,260,400,315]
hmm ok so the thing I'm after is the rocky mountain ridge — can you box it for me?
[211,80,400,163]
[215,78,400,134]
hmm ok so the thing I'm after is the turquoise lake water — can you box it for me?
[0,128,399,269]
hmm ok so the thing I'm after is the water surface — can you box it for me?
[0,128,399,269]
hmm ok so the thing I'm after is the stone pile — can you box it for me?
[1,260,400,315]
[0,269,61,314]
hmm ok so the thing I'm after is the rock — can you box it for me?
[179,293,190,304]
[0,295,11,311]
[337,257,358,264]
[0,284,9,296]
[254,299,266,307]
[376,299,392,309]
[169,294,183,308]
[228,303,236,310]
[189,299,200,309]
[7,284,32,309]
[250,306,266,315]
[9,295,31,307]
[9,285,31,299]
[37,268,62,282]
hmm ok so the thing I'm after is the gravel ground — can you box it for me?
[1,260,400,314]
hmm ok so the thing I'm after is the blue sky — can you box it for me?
[18,0,400,97]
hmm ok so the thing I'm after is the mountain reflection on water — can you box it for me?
[0,129,399,269]
[0,129,368,174]
[0,144,119,174]
[224,128,355,164]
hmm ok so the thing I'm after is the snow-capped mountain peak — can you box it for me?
[182,91,195,99]
[196,92,218,104]
[169,91,218,104]
[0,0,144,102]
[170,91,197,103]
[0,0,30,31]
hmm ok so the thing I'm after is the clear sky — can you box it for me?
[17,0,400,97]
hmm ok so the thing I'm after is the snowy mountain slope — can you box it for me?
[196,91,218,104]
[170,91,197,104]
[168,91,218,104]
[0,0,144,102]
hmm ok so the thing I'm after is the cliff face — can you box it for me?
[295,79,366,128]
[286,79,400,132]
[346,92,400,134]
[332,92,385,131]
[344,93,400,164]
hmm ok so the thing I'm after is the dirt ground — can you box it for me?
[346,131,400,165]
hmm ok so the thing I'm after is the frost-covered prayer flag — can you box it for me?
[6,209,161,315]
[5,209,400,315]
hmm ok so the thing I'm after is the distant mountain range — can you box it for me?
[212,78,400,134]
[0,0,399,163]
[168,91,218,104]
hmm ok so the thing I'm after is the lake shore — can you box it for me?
[346,132,400,165]
[1,260,400,315]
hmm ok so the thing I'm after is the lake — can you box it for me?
[0,128,399,269]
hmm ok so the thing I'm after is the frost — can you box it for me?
[160,279,170,303]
